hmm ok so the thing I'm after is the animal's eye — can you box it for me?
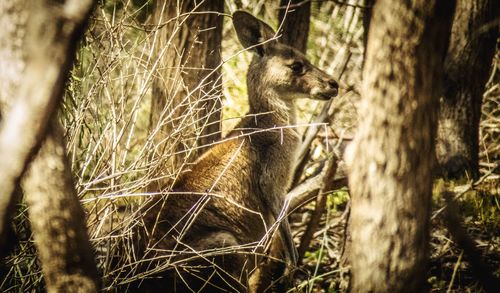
[289,62,304,75]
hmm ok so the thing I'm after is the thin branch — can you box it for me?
[297,155,340,263]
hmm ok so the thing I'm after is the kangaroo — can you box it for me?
[136,11,338,292]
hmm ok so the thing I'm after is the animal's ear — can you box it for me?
[232,11,276,56]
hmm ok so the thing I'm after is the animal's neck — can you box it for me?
[245,84,300,214]
[235,85,300,150]
[247,87,297,128]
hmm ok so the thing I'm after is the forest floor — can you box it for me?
[291,177,499,293]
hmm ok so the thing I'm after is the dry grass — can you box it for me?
[1,1,498,292]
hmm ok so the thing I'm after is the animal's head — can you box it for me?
[232,11,338,102]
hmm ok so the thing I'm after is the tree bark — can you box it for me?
[0,0,28,255]
[436,0,498,180]
[0,0,94,248]
[23,120,99,292]
[345,0,455,292]
[277,0,311,53]
[0,0,99,291]
[149,0,223,173]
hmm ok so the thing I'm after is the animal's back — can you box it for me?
[138,135,269,291]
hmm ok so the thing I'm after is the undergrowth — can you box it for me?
[1,1,498,292]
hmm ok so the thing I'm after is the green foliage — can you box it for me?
[328,188,350,211]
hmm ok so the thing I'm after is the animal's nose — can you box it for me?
[328,79,339,90]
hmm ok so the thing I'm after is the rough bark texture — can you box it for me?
[149,0,223,172]
[0,0,94,246]
[345,1,455,292]
[0,0,27,255]
[436,0,498,179]
[23,121,99,293]
[0,0,99,291]
[0,0,26,111]
[277,0,311,53]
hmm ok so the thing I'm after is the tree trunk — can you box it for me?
[0,0,28,255]
[0,0,99,291]
[23,121,99,292]
[149,0,223,175]
[436,0,498,180]
[0,0,94,245]
[277,0,311,53]
[345,0,455,292]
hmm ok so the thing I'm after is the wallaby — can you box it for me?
[136,11,338,292]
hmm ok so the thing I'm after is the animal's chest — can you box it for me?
[253,135,300,201]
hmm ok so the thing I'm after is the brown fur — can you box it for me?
[135,11,338,292]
